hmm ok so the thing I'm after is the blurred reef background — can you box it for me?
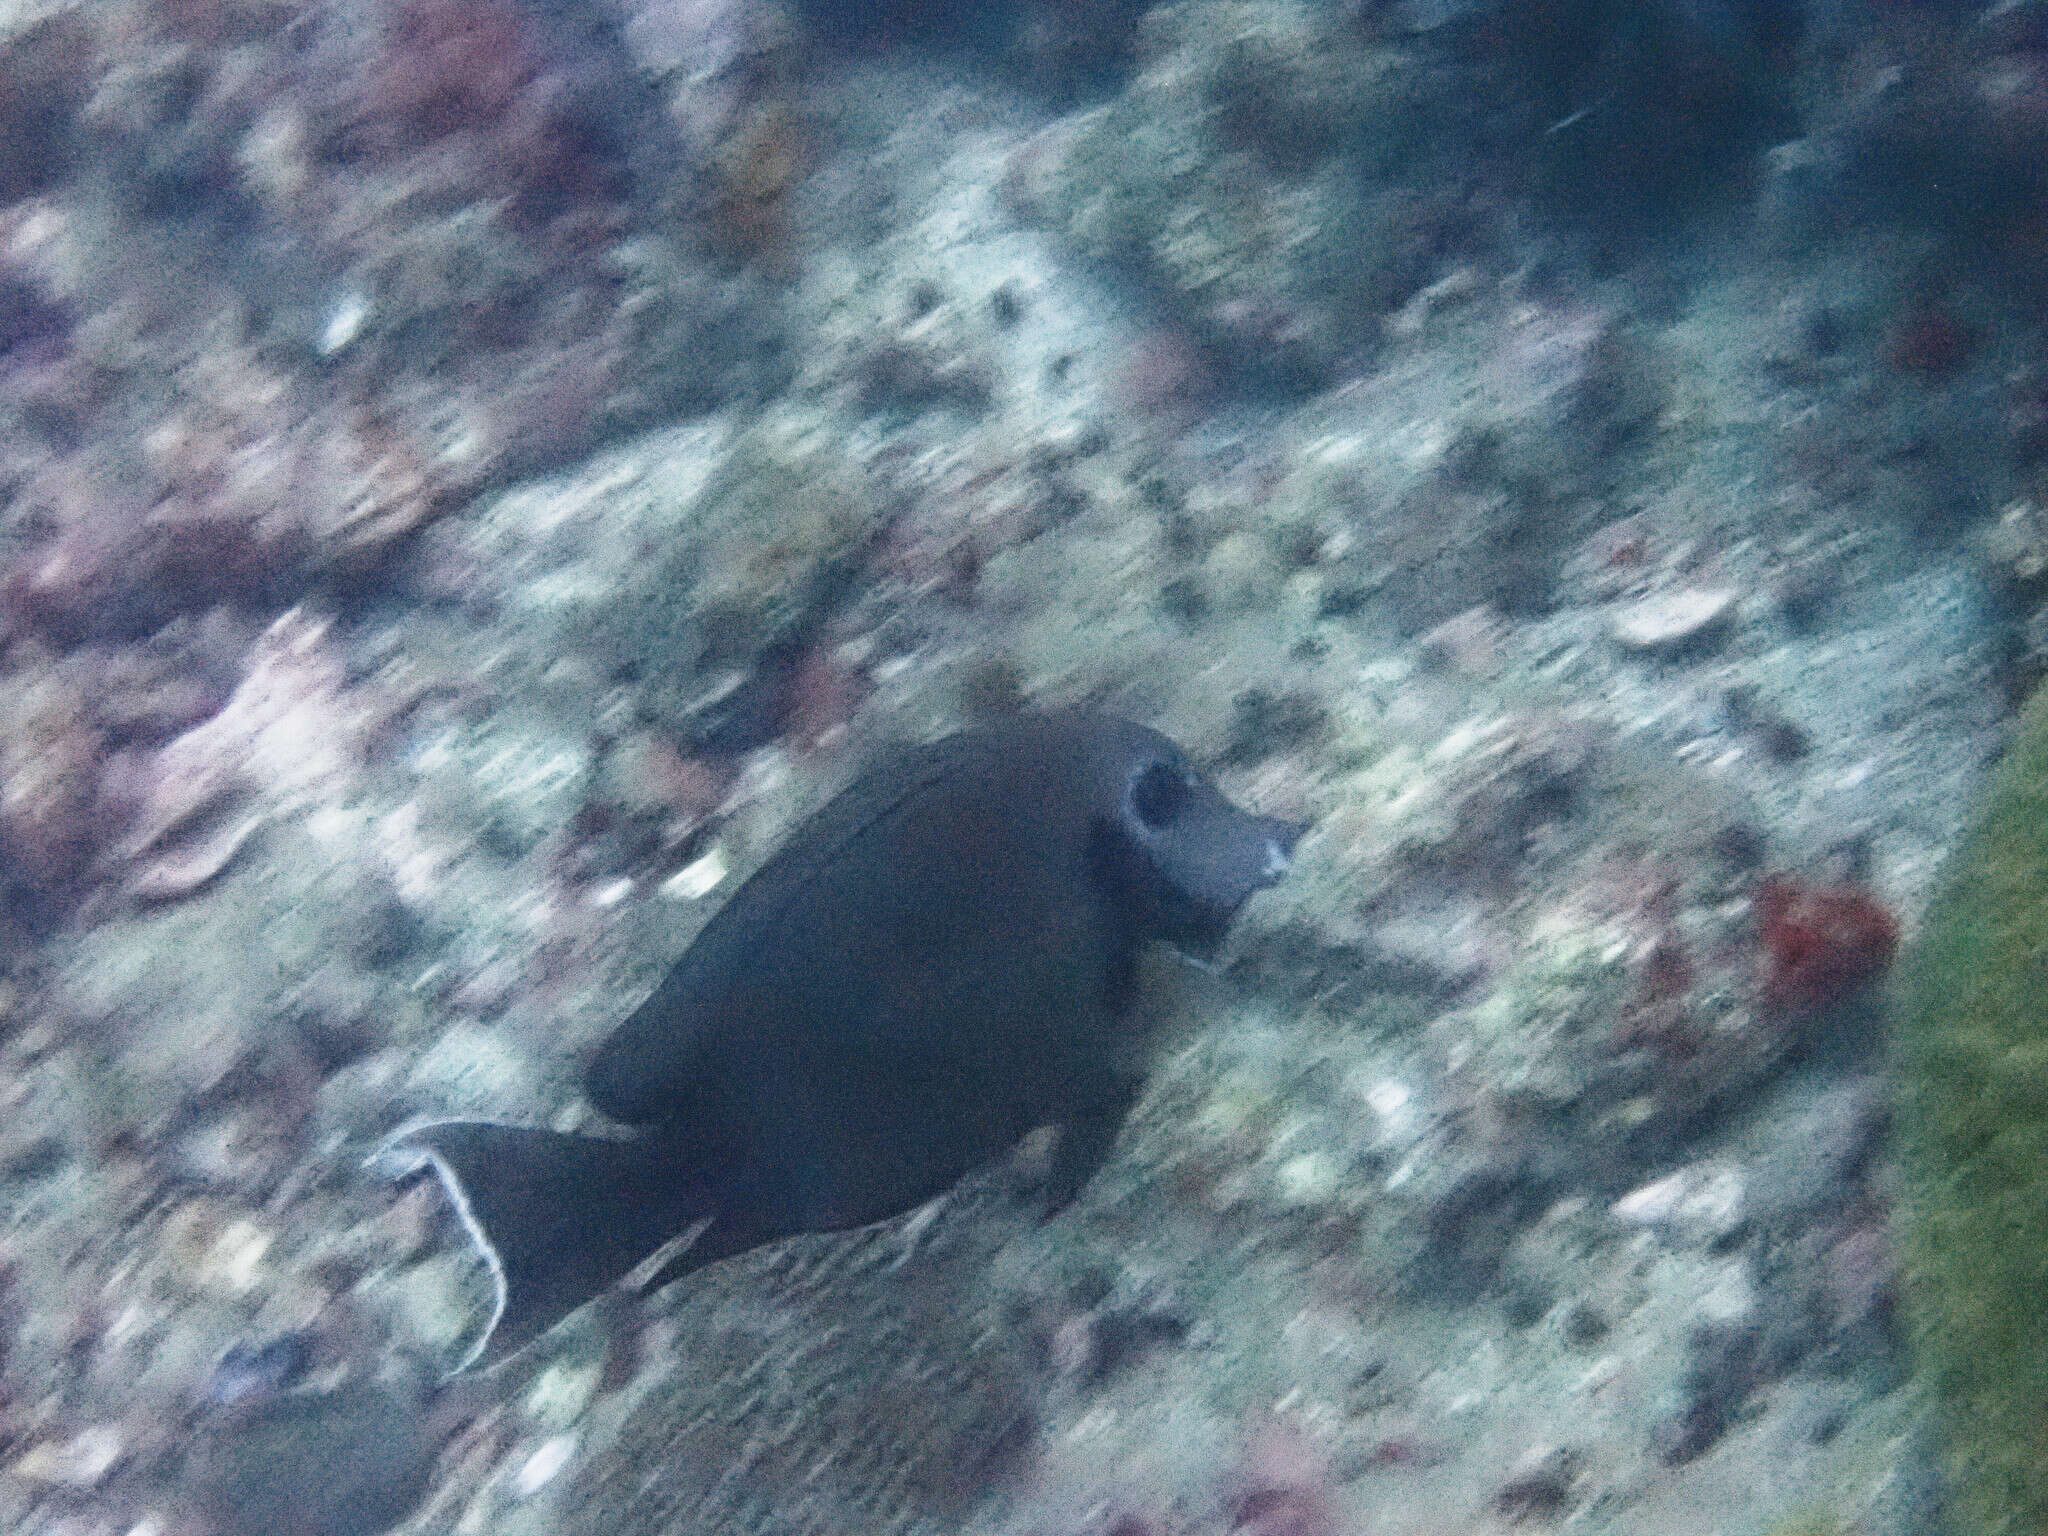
[0,0,2043,1532]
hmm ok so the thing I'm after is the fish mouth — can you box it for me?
[1205,816,1309,908]
[1148,815,1307,962]
[1255,825,1300,885]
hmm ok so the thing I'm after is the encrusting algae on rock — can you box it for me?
[1892,681,2048,1536]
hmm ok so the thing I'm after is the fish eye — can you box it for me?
[1128,762,1191,829]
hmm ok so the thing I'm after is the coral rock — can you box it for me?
[1607,587,1738,655]
[0,672,104,897]
[1226,1419,1339,1536]
[1753,876,1899,1013]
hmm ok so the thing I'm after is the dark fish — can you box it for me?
[376,711,1302,1369]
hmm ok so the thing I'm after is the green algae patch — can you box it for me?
[1894,683,2048,1536]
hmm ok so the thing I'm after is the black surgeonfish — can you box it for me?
[376,711,1303,1370]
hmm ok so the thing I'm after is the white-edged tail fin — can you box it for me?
[369,1119,718,1373]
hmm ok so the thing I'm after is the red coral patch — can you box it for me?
[1886,304,1976,379]
[1753,875,1899,1012]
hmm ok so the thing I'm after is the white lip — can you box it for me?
[1261,836,1293,880]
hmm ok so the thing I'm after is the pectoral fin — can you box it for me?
[1041,1068,1147,1218]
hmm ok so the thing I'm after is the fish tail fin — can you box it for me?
[370,1119,718,1373]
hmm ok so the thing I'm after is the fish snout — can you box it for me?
[1253,815,1308,887]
